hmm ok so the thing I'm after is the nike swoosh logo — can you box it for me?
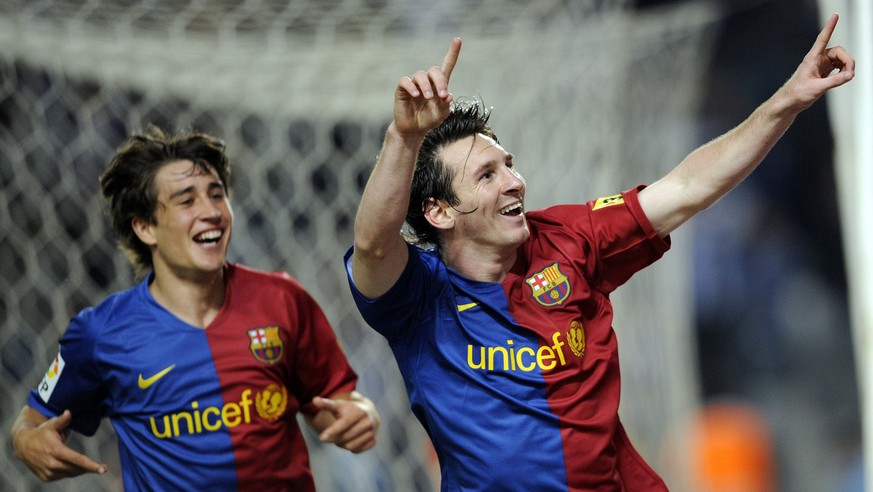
[457,302,478,312]
[138,364,176,389]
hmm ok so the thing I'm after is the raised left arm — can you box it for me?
[639,12,855,237]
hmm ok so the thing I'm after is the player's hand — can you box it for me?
[393,37,462,136]
[312,391,381,453]
[781,13,854,111]
[12,409,108,481]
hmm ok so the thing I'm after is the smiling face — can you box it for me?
[430,133,529,255]
[133,160,233,281]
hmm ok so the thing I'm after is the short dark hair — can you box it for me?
[406,99,497,246]
[99,126,231,279]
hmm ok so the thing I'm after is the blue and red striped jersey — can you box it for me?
[30,262,357,491]
[346,186,670,491]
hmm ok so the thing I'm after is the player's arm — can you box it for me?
[351,38,462,299]
[10,406,108,481]
[304,391,381,453]
[639,13,854,237]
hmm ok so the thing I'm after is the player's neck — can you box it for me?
[441,244,516,283]
[148,265,227,329]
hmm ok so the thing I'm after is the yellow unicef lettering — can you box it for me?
[507,340,517,371]
[172,410,195,436]
[239,389,253,423]
[149,390,256,438]
[202,407,221,431]
[222,402,242,427]
[488,346,509,371]
[470,340,567,371]
[537,345,556,370]
[150,415,172,438]
[468,336,569,372]
[467,346,487,369]
[191,401,202,433]
[516,347,536,371]
[551,332,566,366]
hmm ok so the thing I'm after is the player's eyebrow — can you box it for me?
[168,185,195,200]
[168,180,223,200]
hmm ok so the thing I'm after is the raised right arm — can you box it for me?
[351,38,462,299]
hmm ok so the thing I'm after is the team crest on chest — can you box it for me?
[525,262,571,307]
[248,326,284,365]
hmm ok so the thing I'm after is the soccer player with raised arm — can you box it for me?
[345,14,853,491]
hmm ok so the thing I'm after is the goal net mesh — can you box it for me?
[0,1,720,490]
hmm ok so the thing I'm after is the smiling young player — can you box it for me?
[11,126,380,491]
[346,14,854,491]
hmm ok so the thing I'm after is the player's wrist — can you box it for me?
[387,122,428,143]
[10,425,33,459]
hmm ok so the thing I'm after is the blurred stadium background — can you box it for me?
[0,0,868,491]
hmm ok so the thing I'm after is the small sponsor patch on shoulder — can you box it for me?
[592,193,624,211]
[37,351,65,402]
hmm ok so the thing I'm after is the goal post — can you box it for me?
[818,0,873,489]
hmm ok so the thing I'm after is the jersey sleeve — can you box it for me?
[27,309,108,436]
[284,280,358,417]
[344,243,431,341]
[536,185,670,293]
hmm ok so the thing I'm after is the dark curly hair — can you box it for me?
[405,98,497,246]
[99,125,231,279]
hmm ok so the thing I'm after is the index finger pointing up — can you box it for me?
[441,37,463,81]
[813,13,839,51]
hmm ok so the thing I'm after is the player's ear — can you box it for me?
[131,216,157,246]
[424,198,454,231]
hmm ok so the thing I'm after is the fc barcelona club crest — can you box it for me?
[525,263,571,307]
[248,327,284,365]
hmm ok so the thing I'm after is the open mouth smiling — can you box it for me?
[194,230,222,244]
[498,202,523,217]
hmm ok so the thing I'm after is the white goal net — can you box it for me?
[0,1,720,490]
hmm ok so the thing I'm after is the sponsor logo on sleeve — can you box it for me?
[37,351,65,402]
[592,193,625,210]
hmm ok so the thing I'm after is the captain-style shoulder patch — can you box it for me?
[592,193,624,211]
[248,326,284,365]
[525,262,571,307]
